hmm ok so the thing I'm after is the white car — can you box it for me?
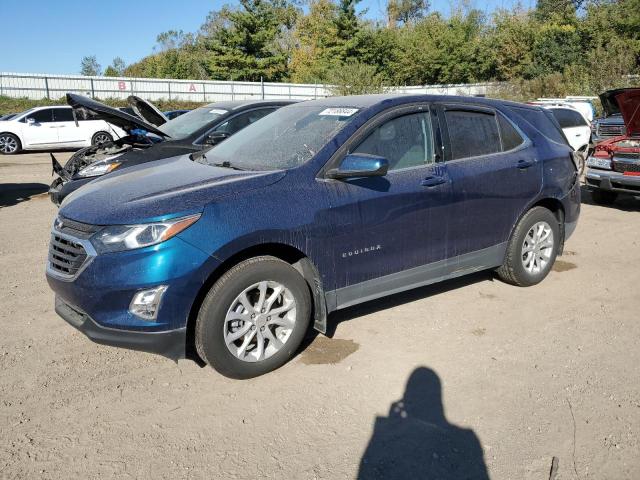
[543,105,591,153]
[0,106,125,155]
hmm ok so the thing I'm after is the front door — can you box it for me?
[22,108,58,146]
[53,107,86,146]
[323,106,454,307]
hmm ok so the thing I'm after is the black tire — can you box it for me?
[497,207,560,287]
[591,189,617,205]
[91,131,113,146]
[195,256,311,379]
[0,133,21,154]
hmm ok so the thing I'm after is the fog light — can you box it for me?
[129,286,168,321]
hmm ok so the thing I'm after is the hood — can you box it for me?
[66,93,169,138]
[599,88,637,117]
[59,155,286,225]
[128,95,168,127]
[615,88,640,137]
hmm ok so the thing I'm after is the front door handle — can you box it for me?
[421,175,447,187]
[517,159,534,169]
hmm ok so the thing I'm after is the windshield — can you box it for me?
[204,105,359,171]
[158,106,228,140]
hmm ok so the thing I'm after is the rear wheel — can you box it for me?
[195,256,311,379]
[497,207,560,287]
[91,131,113,146]
[0,133,21,154]
[591,189,617,205]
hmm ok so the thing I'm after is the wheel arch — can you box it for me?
[0,130,24,148]
[185,242,327,363]
[515,196,566,256]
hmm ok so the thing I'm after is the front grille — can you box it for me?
[613,161,640,173]
[597,124,625,137]
[49,234,88,276]
[56,216,101,239]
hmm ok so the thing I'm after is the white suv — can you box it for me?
[0,106,125,154]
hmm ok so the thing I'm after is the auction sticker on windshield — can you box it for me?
[319,108,359,117]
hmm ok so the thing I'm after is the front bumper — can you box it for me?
[55,296,186,359]
[585,168,640,195]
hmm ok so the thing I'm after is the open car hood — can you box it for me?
[66,93,169,138]
[615,89,640,137]
[128,95,168,127]
[599,88,636,117]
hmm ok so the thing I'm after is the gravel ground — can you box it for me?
[1,152,639,479]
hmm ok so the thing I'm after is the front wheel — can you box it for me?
[195,256,311,379]
[0,133,21,154]
[497,207,560,287]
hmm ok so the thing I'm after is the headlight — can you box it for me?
[77,161,122,178]
[91,214,201,253]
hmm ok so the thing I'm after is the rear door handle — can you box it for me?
[421,175,447,187]
[517,160,534,169]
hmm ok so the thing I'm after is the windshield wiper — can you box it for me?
[211,160,246,171]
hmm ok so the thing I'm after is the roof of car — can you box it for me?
[296,94,540,110]
[203,99,300,111]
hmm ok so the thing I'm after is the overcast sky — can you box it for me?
[1,0,530,75]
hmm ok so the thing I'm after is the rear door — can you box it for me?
[439,104,541,257]
[22,108,58,146]
[323,105,454,305]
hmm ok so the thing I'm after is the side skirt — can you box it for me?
[326,242,507,311]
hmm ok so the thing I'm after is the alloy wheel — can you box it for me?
[223,281,297,363]
[0,135,18,153]
[93,133,111,145]
[521,221,554,275]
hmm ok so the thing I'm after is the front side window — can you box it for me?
[204,105,357,171]
[445,110,501,160]
[213,108,276,135]
[27,109,54,123]
[351,112,434,171]
[53,108,74,122]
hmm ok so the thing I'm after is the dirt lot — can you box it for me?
[1,152,639,479]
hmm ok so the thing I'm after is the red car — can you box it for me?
[585,88,640,204]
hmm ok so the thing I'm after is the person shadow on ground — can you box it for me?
[358,367,490,480]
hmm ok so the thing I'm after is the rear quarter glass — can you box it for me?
[508,106,569,146]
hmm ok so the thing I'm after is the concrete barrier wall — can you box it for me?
[0,72,497,102]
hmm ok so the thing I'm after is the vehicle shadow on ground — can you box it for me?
[580,184,640,211]
[0,183,49,207]
[357,367,490,479]
[316,271,492,339]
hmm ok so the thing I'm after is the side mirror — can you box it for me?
[26,117,36,125]
[326,153,389,180]
[204,131,230,145]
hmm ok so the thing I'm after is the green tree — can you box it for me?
[104,57,126,77]
[387,0,429,27]
[326,61,385,95]
[80,55,101,76]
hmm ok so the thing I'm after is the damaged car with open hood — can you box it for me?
[49,94,297,205]
[585,88,640,204]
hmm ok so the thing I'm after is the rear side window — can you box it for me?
[445,110,501,160]
[551,108,587,128]
[53,108,74,122]
[508,106,567,145]
[498,114,524,151]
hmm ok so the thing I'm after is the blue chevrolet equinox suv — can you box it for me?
[47,95,581,378]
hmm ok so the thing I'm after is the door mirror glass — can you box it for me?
[326,154,389,179]
[26,117,36,125]
[204,131,230,145]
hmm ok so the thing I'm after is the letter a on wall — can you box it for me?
[189,83,197,92]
